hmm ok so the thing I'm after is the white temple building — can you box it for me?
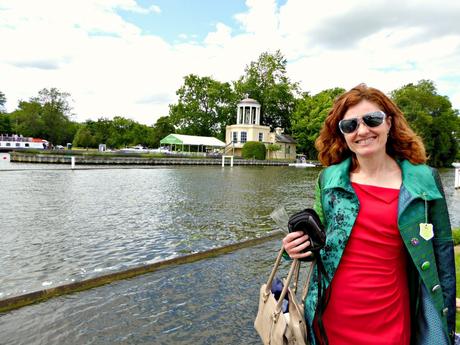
[224,97,296,159]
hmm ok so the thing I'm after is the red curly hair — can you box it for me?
[315,83,427,167]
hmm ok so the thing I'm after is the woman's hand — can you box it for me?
[282,231,313,260]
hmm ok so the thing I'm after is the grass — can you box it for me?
[449,228,460,331]
[453,228,460,246]
[454,227,460,331]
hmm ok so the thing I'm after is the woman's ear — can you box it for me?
[387,115,392,130]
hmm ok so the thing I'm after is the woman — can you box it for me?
[283,84,455,345]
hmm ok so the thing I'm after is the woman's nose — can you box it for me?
[356,120,370,134]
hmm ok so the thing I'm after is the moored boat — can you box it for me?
[289,154,318,167]
[288,162,317,168]
[0,134,49,152]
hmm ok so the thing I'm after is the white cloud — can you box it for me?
[204,23,232,47]
[148,5,161,14]
[0,0,459,126]
[235,0,279,36]
[118,1,161,14]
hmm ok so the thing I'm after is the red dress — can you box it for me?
[320,182,410,345]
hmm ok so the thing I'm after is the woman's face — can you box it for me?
[341,100,391,160]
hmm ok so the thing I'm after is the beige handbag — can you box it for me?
[254,243,314,345]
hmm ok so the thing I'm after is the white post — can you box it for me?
[222,156,234,167]
[455,167,460,189]
[71,156,75,169]
[453,163,460,189]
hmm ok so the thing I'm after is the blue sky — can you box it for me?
[0,0,459,125]
[118,0,248,42]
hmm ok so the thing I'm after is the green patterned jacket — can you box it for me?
[305,157,456,345]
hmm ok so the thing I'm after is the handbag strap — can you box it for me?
[301,259,316,302]
[264,242,286,296]
[264,243,316,315]
[275,258,299,313]
[292,259,301,294]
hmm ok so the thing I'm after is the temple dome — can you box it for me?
[238,97,260,106]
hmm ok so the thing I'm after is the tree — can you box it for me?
[235,50,298,132]
[0,91,11,133]
[10,100,45,137]
[169,74,238,139]
[36,88,74,145]
[291,88,345,159]
[0,114,12,133]
[106,116,136,148]
[86,118,113,146]
[73,124,96,148]
[130,122,155,148]
[10,88,76,144]
[266,144,281,160]
[76,117,156,149]
[391,80,459,167]
[0,91,6,112]
[152,116,175,148]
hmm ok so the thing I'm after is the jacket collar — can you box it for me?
[321,157,353,192]
[322,157,442,200]
[398,159,442,200]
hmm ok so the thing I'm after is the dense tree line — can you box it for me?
[72,116,174,149]
[1,52,459,166]
[0,88,175,150]
[168,52,459,166]
[168,74,238,140]
[391,80,459,167]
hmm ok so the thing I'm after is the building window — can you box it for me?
[258,133,263,142]
[286,145,290,154]
[16,142,20,147]
[232,132,237,143]
[6,143,11,146]
[240,131,247,143]
[25,143,30,147]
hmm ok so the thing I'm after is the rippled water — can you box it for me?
[0,153,458,344]
[0,155,319,299]
[0,240,292,345]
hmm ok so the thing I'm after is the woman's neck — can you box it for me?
[350,154,402,189]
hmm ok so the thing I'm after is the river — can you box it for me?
[0,153,459,344]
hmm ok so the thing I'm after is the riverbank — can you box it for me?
[9,151,298,166]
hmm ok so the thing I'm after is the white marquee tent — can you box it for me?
[160,134,225,153]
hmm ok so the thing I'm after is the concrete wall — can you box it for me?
[10,152,291,166]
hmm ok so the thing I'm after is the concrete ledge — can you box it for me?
[0,230,284,313]
[10,152,292,166]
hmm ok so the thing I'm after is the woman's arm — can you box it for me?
[430,168,456,341]
[313,172,325,226]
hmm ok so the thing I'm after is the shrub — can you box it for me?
[242,141,266,160]
[452,228,460,246]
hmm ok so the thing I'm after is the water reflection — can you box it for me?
[0,161,459,344]
[0,163,458,301]
[0,165,319,298]
[0,241,286,345]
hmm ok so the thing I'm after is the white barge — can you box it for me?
[0,134,49,152]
